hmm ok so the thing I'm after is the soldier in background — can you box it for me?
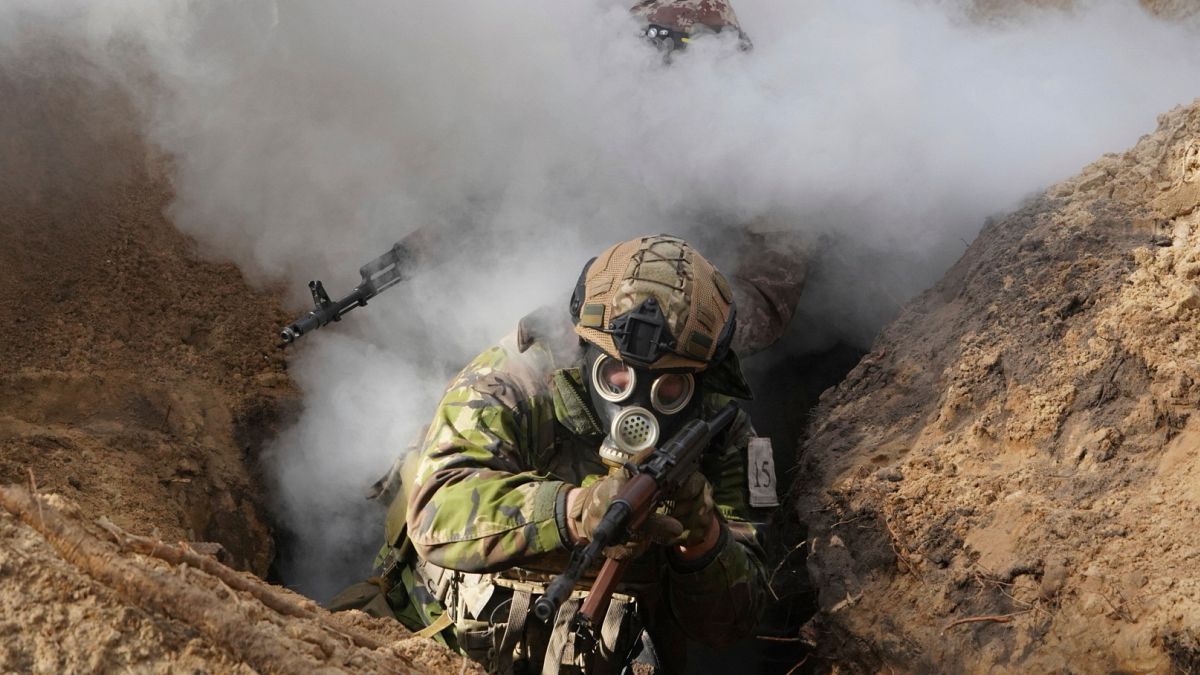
[716,226,808,357]
[632,0,752,50]
[629,0,809,354]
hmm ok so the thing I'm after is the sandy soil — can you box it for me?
[5,11,1200,675]
[0,43,293,576]
[0,42,475,674]
[0,487,479,674]
[793,101,1200,673]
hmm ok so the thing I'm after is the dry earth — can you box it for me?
[0,486,478,674]
[795,101,1200,673]
[5,8,1200,675]
[0,44,292,576]
[0,42,478,675]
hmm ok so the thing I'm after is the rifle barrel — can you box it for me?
[280,286,371,343]
[279,239,414,345]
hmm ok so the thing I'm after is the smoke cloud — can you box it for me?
[4,0,1198,597]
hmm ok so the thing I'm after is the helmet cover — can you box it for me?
[571,234,736,371]
[630,0,743,34]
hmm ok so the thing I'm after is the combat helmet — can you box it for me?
[569,234,737,372]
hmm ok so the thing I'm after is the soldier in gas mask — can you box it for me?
[357,235,773,674]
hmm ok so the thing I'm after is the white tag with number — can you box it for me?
[748,437,779,507]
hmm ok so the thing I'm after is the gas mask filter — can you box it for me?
[583,344,698,467]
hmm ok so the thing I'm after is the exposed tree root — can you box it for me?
[0,485,420,674]
[940,612,1028,634]
[95,516,385,651]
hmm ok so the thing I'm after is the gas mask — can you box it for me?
[582,343,701,468]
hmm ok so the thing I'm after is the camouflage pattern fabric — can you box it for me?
[630,0,744,34]
[382,312,768,672]
[729,228,809,356]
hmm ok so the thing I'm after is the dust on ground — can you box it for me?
[794,101,1200,672]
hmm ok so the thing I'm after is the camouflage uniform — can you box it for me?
[375,308,767,674]
[728,228,809,357]
[631,0,744,35]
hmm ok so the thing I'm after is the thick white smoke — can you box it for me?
[4,0,1199,597]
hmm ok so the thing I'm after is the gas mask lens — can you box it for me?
[592,354,637,402]
[650,373,695,415]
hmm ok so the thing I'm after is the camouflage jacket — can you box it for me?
[391,310,768,667]
[631,0,743,34]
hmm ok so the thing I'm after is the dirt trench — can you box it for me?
[792,101,1200,672]
[5,15,1200,675]
[0,45,294,576]
[0,41,476,674]
[0,485,478,674]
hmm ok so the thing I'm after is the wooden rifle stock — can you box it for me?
[578,473,659,622]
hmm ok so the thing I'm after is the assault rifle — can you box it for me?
[279,230,434,345]
[532,401,739,631]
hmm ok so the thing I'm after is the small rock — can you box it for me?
[188,541,233,565]
[1177,286,1200,313]
[1040,559,1068,600]
[876,467,904,482]
[253,372,291,388]
[1077,172,1108,191]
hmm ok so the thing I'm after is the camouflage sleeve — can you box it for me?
[665,406,767,645]
[406,346,571,573]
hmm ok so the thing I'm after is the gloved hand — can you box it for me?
[669,472,717,547]
[567,471,683,560]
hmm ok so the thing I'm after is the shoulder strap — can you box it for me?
[495,589,532,674]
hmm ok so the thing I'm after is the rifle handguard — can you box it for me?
[533,501,632,621]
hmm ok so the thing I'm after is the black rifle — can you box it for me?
[532,401,739,629]
[279,239,417,345]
